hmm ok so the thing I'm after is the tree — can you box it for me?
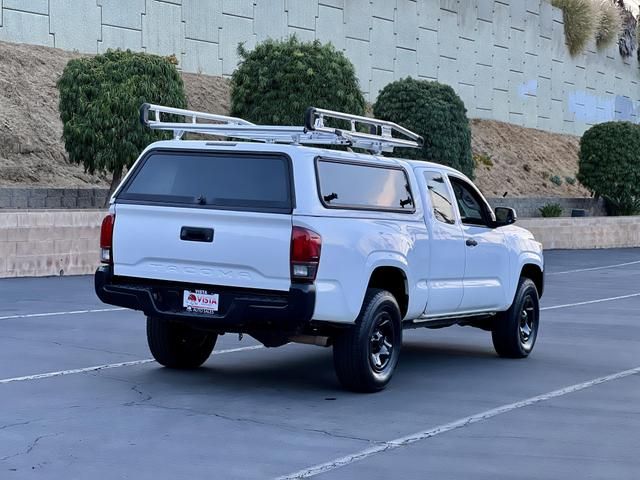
[373,78,474,178]
[578,121,640,215]
[57,49,187,203]
[230,37,366,126]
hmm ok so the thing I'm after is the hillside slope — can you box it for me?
[471,119,589,197]
[0,41,589,197]
[0,41,228,187]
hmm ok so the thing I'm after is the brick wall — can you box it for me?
[0,1,638,135]
[0,188,109,209]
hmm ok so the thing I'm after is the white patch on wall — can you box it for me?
[518,80,538,98]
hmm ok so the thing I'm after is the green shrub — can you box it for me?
[550,175,563,186]
[539,203,563,217]
[57,50,186,201]
[552,0,597,55]
[578,121,640,215]
[373,78,474,178]
[565,176,577,185]
[594,0,622,49]
[230,37,366,126]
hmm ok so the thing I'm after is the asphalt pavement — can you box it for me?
[0,248,639,479]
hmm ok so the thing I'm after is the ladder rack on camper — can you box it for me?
[140,103,423,154]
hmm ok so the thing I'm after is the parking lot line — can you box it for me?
[0,345,263,385]
[276,365,640,479]
[541,292,640,311]
[3,290,638,322]
[0,307,125,321]
[1,291,638,386]
[547,260,640,276]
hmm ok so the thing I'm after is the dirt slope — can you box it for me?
[0,41,589,197]
[0,43,90,186]
[471,119,589,197]
[0,41,229,187]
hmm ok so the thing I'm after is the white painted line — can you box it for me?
[0,359,154,385]
[0,345,263,385]
[0,307,126,321]
[5,258,638,320]
[547,260,640,276]
[541,292,640,311]
[277,365,640,479]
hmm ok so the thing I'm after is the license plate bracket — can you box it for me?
[183,289,219,314]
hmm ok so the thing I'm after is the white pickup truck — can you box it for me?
[95,105,544,392]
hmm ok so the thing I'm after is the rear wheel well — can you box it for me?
[367,267,408,317]
[521,264,543,297]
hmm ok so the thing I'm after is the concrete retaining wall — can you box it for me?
[0,1,638,135]
[0,210,638,279]
[0,188,109,209]
[519,216,640,250]
[487,197,606,218]
[0,210,103,278]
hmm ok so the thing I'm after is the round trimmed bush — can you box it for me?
[578,121,640,215]
[58,49,187,200]
[373,78,474,179]
[230,37,366,126]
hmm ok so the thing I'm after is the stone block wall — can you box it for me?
[0,210,104,278]
[487,196,606,218]
[0,188,608,218]
[0,188,109,209]
[0,0,638,135]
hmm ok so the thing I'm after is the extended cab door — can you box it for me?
[448,175,510,312]
[419,170,465,316]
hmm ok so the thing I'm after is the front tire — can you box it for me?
[492,278,540,358]
[333,289,402,392]
[147,316,217,369]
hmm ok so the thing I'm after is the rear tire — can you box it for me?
[333,289,402,392]
[492,278,539,358]
[147,316,217,369]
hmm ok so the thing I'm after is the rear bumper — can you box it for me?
[94,266,315,334]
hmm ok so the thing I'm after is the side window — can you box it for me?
[449,177,490,227]
[424,171,456,225]
[316,159,414,212]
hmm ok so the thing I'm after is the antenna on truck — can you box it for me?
[140,103,423,155]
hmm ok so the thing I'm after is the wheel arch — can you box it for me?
[520,263,544,298]
[366,266,409,318]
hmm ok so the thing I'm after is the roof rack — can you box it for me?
[140,103,423,154]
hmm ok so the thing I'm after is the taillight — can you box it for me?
[100,214,115,264]
[290,226,321,283]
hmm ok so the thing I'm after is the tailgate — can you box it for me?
[112,149,294,291]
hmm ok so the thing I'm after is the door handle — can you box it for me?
[465,238,478,247]
[180,226,214,243]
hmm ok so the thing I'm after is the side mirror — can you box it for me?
[494,207,517,227]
